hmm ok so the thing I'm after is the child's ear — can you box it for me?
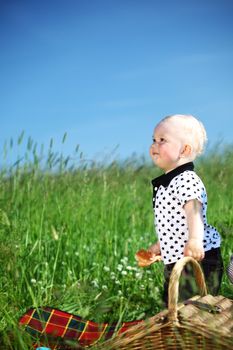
[181,144,192,157]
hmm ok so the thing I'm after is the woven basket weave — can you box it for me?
[96,257,233,350]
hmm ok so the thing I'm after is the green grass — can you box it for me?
[0,137,233,349]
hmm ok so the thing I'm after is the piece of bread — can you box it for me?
[135,249,161,267]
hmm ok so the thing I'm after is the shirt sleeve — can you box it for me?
[174,171,207,207]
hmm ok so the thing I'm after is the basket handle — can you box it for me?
[168,256,208,322]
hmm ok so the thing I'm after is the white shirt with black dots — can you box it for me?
[154,170,221,265]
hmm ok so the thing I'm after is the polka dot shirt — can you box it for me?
[151,162,221,265]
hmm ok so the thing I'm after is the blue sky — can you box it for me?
[1,0,233,165]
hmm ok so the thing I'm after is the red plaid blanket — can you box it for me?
[19,307,142,349]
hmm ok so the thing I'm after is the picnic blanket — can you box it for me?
[19,306,142,349]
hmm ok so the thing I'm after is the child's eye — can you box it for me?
[152,137,166,144]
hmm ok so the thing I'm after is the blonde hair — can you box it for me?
[160,114,207,160]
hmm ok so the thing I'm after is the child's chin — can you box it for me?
[154,160,162,168]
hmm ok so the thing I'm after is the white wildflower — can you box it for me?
[91,279,99,288]
[117,264,123,271]
[103,266,110,272]
[120,257,128,265]
[130,266,138,271]
[135,272,142,279]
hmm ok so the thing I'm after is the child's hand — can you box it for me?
[184,239,205,261]
[135,242,161,267]
[148,242,161,256]
[135,249,161,267]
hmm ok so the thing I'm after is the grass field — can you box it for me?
[0,137,233,349]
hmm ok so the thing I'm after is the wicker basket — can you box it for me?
[96,257,233,350]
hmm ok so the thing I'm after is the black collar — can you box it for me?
[151,162,194,190]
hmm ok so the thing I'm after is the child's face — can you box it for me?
[150,120,185,172]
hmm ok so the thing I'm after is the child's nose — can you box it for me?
[150,143,157,155]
